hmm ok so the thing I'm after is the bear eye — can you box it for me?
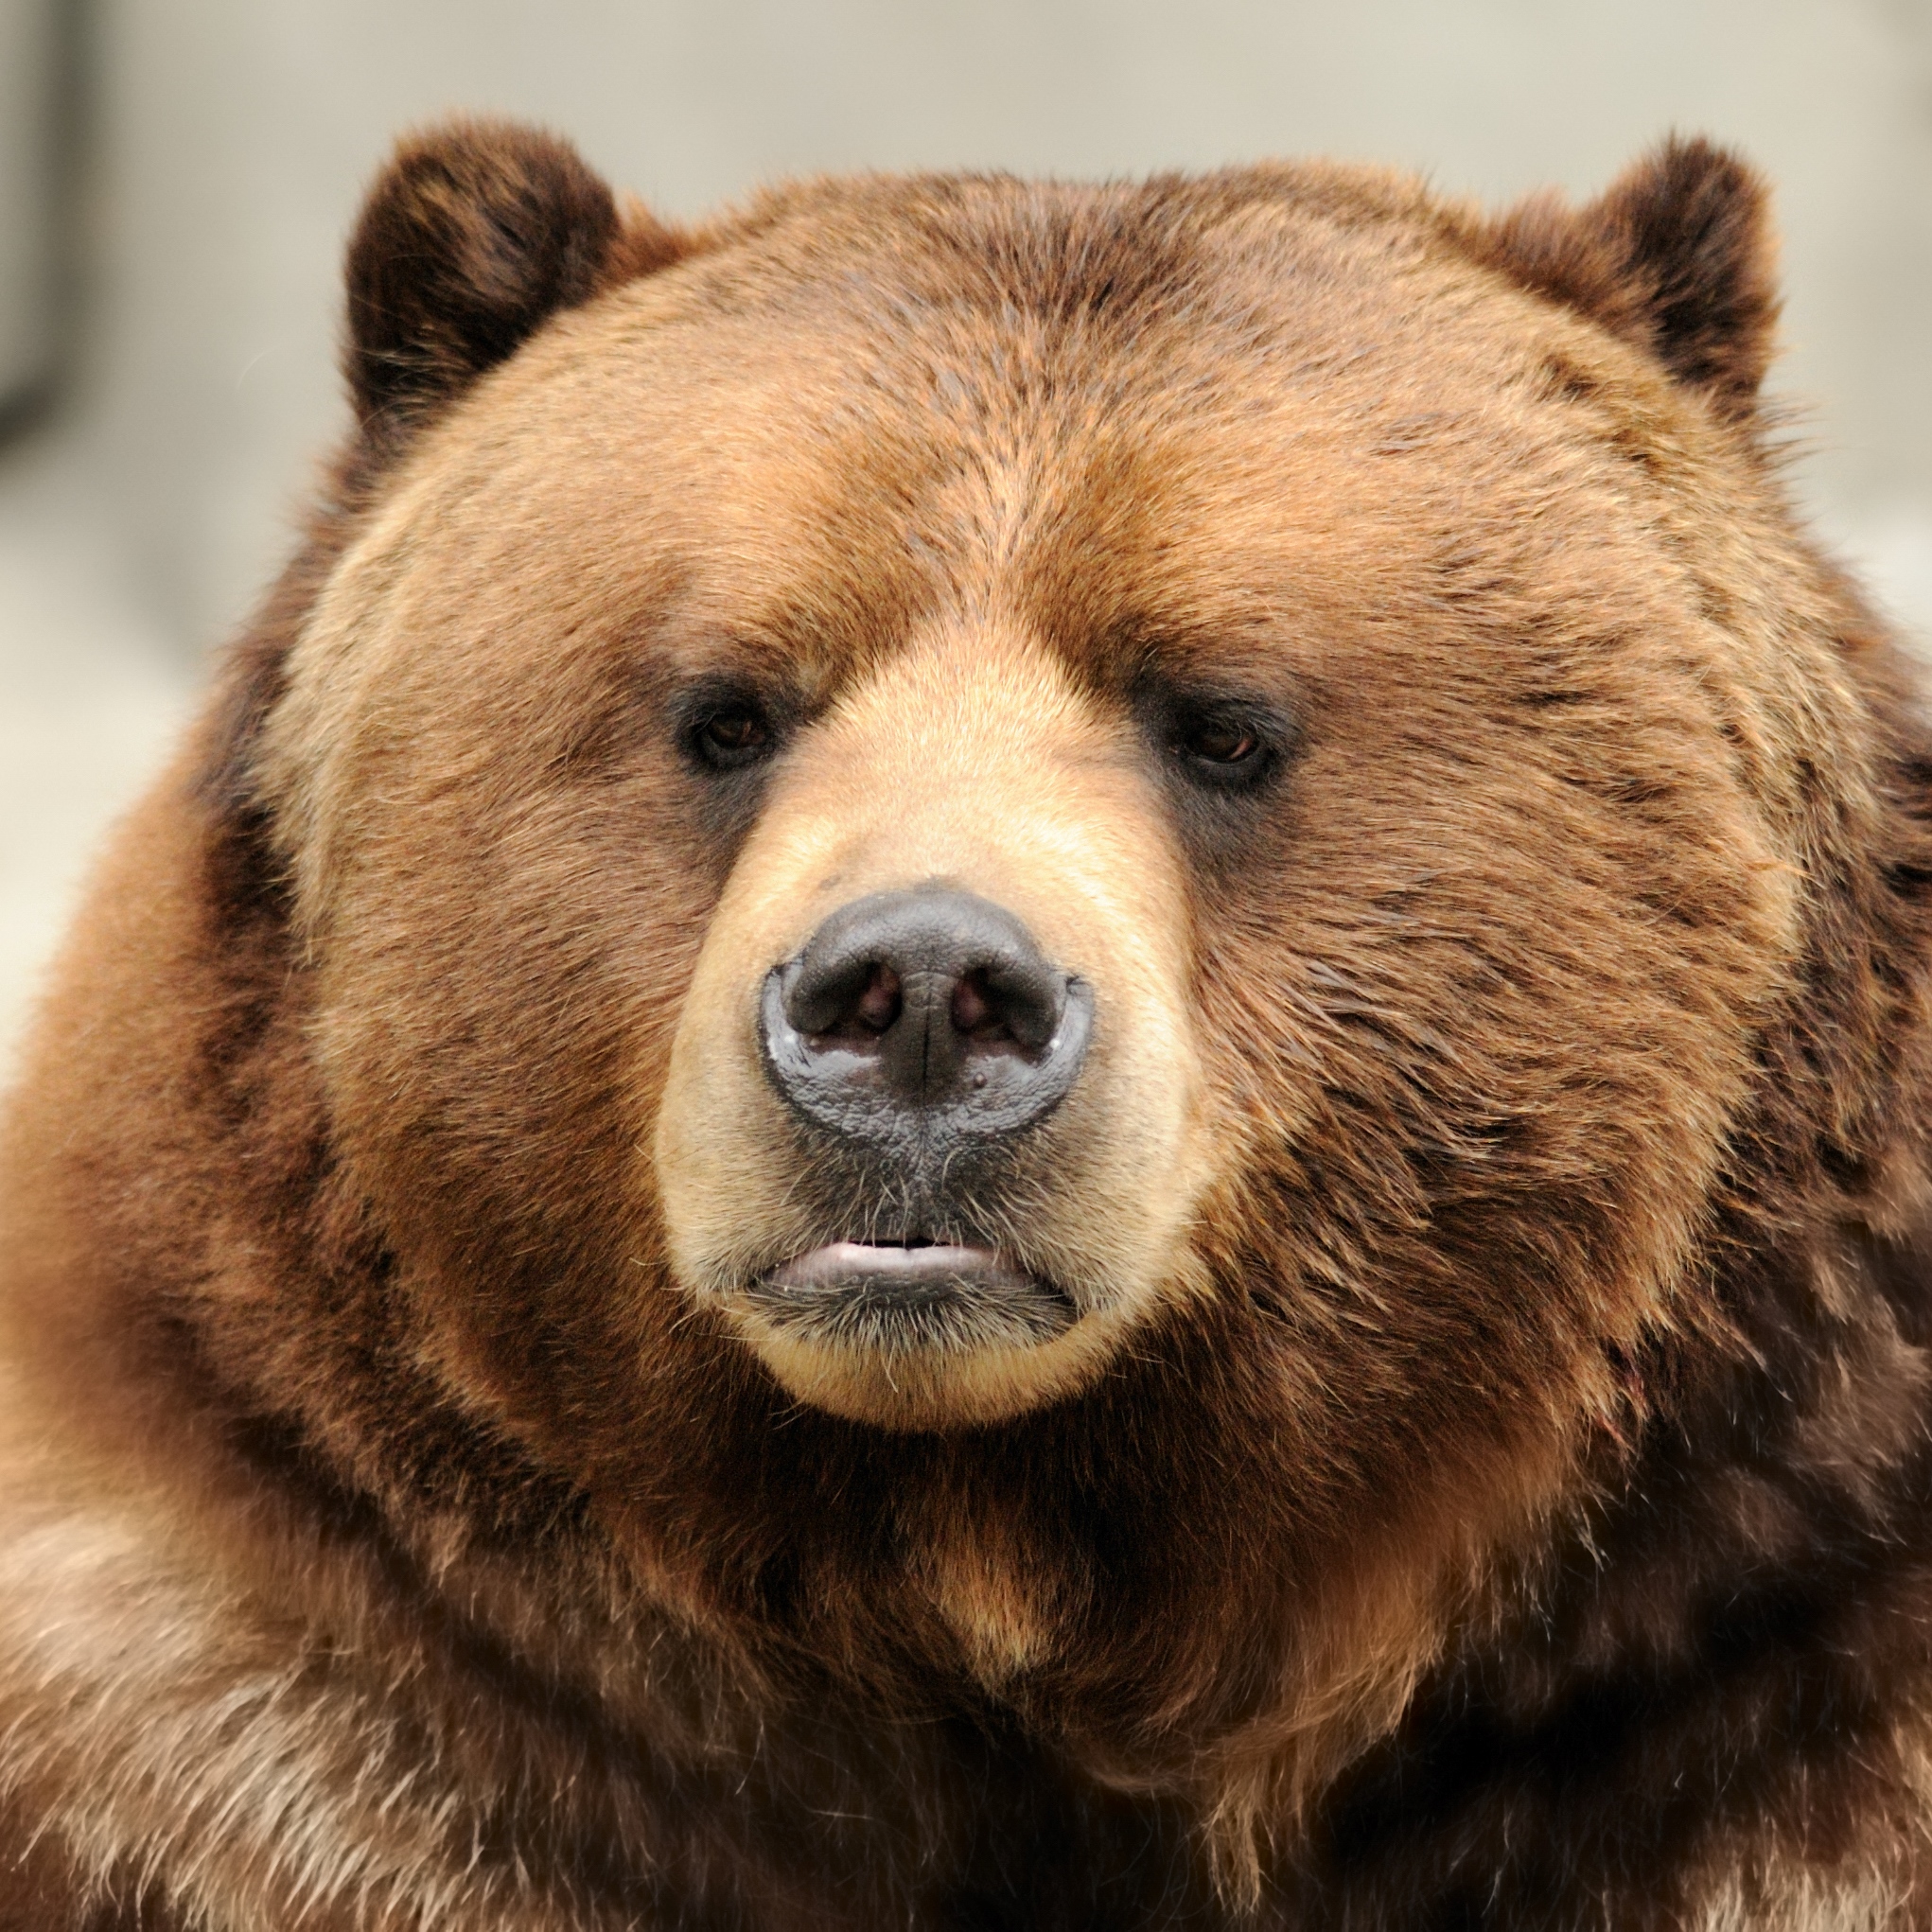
[1178,718,1260,766]
[1165,699,1281,790]
[691,703,775,771]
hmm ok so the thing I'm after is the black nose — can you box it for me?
[760,886,1093,1152]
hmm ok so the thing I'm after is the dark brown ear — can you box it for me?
[1475,136,1779,422]
[344,119,630,447]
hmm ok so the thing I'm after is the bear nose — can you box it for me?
[760,886,1093,1150]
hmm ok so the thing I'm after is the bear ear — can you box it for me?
[1476,136,1779,423]
[344,118,652,448]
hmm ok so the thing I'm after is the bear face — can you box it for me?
[246,120,1876,1783]
[6,121,1932,1930]
[268,145,1800,1453]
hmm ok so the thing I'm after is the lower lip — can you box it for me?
[764,1241,1038,1298]
[748,1242,1079,1348]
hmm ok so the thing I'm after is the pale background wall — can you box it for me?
[3,0,1931,1066]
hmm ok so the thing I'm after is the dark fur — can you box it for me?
[1476,134,1780,419]
[343,117,679,449]
[4,122,1931,1930]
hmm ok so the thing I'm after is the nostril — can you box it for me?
[951,969,1000,1040]
[797,961,904,1041]
[962,960,1063,1053]
[786,957,900,1038]
[945,966,1059,1050]
[853,965,902,1035]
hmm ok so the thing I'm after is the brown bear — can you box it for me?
[3,115,1931,1930]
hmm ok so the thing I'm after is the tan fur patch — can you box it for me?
[1695,1870,1906,1932]
[654,623,1216,1427]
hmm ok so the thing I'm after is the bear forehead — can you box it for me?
[361,166,1682,681]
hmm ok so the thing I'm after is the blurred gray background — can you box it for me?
[2,0,1930,1068]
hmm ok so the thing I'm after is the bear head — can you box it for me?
[97,120,1923,1856]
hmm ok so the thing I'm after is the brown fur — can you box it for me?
[5,120,1932,1929]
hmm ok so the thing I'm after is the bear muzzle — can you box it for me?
[650,630,1214,1427]
[751,885,1092,1358]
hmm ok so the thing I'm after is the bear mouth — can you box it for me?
[743,1241,1078,1355]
